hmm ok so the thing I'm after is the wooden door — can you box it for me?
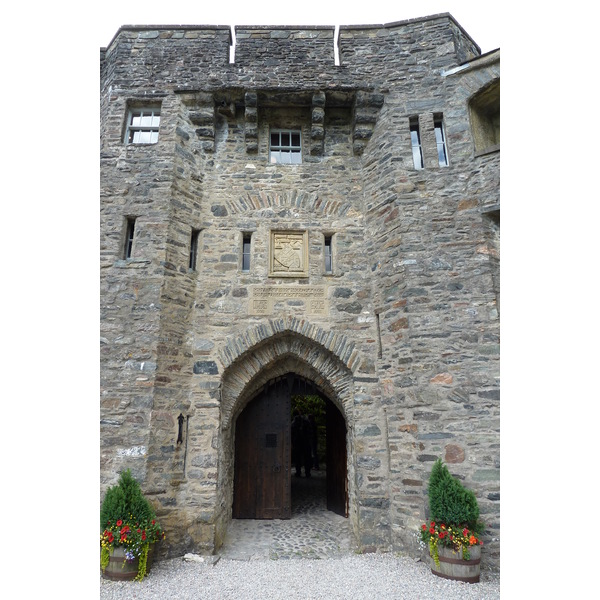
[326,399,348,517]
[232,380,291,519]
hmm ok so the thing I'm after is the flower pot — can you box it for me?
[101,545,154,581]
[430,544,481,584]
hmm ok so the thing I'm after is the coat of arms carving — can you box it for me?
[269,230,308,277]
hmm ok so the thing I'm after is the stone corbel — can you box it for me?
[352,91,385,156]
[181,92,216,152]
[244,92,258,153]
[310,91,326,157]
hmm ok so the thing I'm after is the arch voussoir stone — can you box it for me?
[219,318,358,430]
[219,317,358,372]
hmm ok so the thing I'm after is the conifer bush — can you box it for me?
[420,459,484,565]
[100,470,164,581]
[427,458,480,529]
[100,469,156,529]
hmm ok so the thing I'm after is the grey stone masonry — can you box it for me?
[101,12,499,569]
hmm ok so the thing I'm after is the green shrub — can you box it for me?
[427,459,480,529]
[100,469,156,530]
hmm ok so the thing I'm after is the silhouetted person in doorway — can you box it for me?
[292,409,303,476]
[292,409,311,477]
[308,413,319,470]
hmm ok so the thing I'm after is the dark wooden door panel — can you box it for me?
[326,399,348,517]
[233,379,291,519]
[232,397,259,518]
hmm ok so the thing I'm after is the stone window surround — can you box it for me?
[123,103,162,144]
[469,77,500,155]
[323,232,334,275]
[123,216,136,259]
[189,228,201,271]
[241,232,253,272]
[409,115,424,170]
[433,113,449,167]
[269,128,302,164]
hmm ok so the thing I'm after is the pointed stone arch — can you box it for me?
[219,318,359,430]
[213,318,361,548]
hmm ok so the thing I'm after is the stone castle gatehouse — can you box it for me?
[100,12,500,568]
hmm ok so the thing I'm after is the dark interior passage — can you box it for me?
[233,374,348,520]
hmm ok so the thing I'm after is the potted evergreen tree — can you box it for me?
[420,459,484,583]
[100,470,165,581]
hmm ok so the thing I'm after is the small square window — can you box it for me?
[269,129,302,164]
[125,106,161,144]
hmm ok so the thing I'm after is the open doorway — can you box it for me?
[232,374,348,520]
[291,392,348,518]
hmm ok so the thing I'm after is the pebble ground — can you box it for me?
[100,469,500,599]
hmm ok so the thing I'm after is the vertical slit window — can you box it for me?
[124,218,136,259]
[409,116,424,170]
[189,229,200,271]
[324,235,333,274]
[434,113,449,167]
[375,312,383,359]
[242,234,252,272]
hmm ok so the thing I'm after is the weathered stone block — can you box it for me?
[193,361,219,375]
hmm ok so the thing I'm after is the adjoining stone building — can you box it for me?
[100,13,500,568]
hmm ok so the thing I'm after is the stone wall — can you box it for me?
[100,13,500,568]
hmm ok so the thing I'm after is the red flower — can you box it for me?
[430,521,435,527]
[142,531,146,541]
[107,532,114,543]
[116,520,123,527]
[422,524,427,531]
[429,527,435,534]
[463,528,469,537]
[152,520,156,525]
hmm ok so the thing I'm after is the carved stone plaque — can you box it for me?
[269,230,308,278]
[248,286,328,316]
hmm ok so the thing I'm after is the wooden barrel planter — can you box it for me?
[101,545,154,581]
[430,545,481,584]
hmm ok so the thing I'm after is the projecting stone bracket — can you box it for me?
[310,91,326,156]
[180,92,216,152]
[244,92,258,153]
[237,88,384,157]
[352,91,385,156]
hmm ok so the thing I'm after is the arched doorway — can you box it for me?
[232,374,348,520]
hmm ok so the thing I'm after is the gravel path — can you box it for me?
[100,554,500,599]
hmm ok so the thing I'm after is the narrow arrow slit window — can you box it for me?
[434,113,449,167]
